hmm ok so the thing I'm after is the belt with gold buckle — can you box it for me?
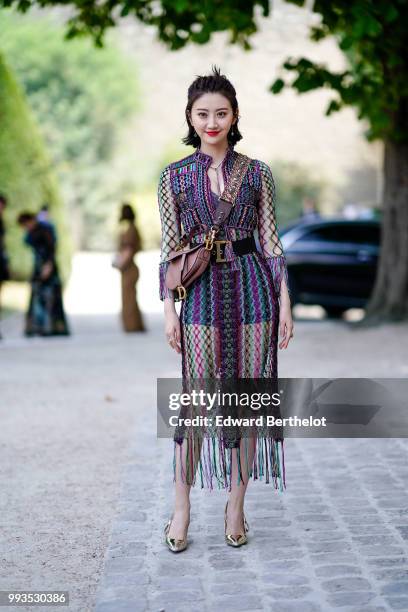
[210,239,229,263]
[210,235,257,264]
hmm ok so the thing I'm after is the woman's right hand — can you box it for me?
[164,309,182,353]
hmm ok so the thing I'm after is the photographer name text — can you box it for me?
[168,415,327,427]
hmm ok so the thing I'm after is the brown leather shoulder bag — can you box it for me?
[165,152,251,301]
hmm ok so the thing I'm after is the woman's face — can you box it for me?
[188,92,237,148]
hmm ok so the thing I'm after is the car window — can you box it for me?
[299,223,380,245]
[349,224,381,245]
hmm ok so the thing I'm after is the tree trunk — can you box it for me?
[364,138,408,322]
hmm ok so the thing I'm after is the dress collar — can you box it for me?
[194,143,235,166]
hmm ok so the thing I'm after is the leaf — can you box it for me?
[339,35,353,51]
[325,99,342,115]
[174,0,189,14]
[310,25,327,42]
[270,78,285,94]
[384,5,399,22]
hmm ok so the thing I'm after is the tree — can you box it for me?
[270,1,408,323]
[0,13,141,249]
[1,0,407,320]
[0,54,72,282]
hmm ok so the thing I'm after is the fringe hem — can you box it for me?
[172,434,286,492]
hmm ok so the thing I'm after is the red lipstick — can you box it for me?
[206,131,219,136]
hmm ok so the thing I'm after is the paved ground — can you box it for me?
[1,252,408,612]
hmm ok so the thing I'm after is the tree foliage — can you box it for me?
[2,1,406,145]
[0,13,141,249]
[270,1,408,144]
[0,0,269,49]
[0,54,72,282]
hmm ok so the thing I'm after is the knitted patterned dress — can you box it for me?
[158,144,289,492]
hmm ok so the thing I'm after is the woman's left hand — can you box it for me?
[278,300,294,350]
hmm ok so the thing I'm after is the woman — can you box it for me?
[158,66,294,552]
[113,203,146,332]
[17,212,69,337]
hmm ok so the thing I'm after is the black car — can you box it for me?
[280,216,381,317]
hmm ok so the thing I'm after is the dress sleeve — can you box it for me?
[158,164,182,302]
[257,161,290,299]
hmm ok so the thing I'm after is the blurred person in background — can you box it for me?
[112,202,146,332]
[17,211,70,337]
[301,195,321,221]
[37,204,57,240]
[0,194,10,339]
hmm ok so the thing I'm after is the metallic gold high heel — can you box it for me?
[164,516,189,553]
[224,501,249,547]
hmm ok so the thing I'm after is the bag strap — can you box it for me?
[175,223,209,250]
[211,153,252,232]
[219,152,252,205]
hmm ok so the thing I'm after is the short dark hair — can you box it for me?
[0,194,7,206]
[119,203,135,222]
[182,65,243,148]
[17,211,36,225]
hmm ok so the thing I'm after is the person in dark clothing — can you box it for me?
[37,204,57,241]
[0,194,10,339]
[17,212,70,337]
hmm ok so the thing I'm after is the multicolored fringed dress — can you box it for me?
[158,144,289,492]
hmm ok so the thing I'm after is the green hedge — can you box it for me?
[0,53,72,283]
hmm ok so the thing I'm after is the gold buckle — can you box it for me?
[176,285,186,300]
[204,236,214,250]
[213,240,228,263]
[204,227,217,251]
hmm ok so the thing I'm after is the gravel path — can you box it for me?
[0,312,158,612]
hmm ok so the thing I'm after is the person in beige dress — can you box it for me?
[114,203,146,332]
